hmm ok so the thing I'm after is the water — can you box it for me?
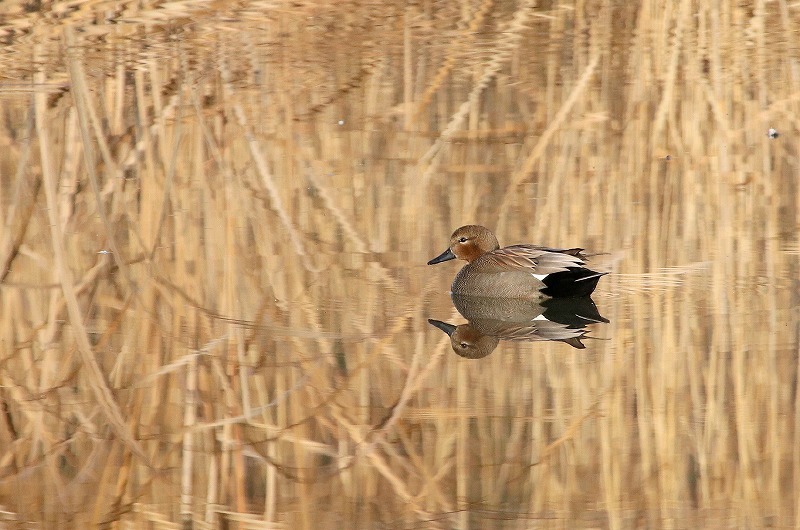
[0,1,799,528]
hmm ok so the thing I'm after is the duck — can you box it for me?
[427,225,605,298]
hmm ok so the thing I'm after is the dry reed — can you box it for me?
[0,0,798,529]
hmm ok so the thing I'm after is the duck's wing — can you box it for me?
[480,245,586,275]
[528,245,588,260]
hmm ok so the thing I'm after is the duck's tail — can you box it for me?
[540,268,607,298]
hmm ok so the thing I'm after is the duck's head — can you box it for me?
[427,225,500,265]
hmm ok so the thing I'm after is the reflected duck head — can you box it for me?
[428,318,499,359]
[427,225,500,265]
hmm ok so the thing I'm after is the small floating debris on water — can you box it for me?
[653,148,673,161]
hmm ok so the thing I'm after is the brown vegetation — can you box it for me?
[0,0,799,528]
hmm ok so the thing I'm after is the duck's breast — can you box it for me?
[451,266,546,299]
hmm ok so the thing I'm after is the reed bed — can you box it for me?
[0,0,799,528]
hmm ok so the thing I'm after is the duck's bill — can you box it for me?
[427,319,457,335]
[427,248,456,265]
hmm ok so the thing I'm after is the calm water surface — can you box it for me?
[0,1,799,528]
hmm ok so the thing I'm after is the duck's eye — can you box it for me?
[460,343,468,349]
[458,237,468,243]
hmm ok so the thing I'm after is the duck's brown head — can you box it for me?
[427,225,500,265]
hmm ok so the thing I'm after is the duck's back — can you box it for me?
[451,246,600,299]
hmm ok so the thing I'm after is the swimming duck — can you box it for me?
[427,225,605,298]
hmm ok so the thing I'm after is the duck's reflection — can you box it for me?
[429,295,608,358]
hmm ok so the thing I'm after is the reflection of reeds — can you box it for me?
[0,0,799,528]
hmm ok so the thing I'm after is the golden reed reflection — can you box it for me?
[0,0,799,528]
